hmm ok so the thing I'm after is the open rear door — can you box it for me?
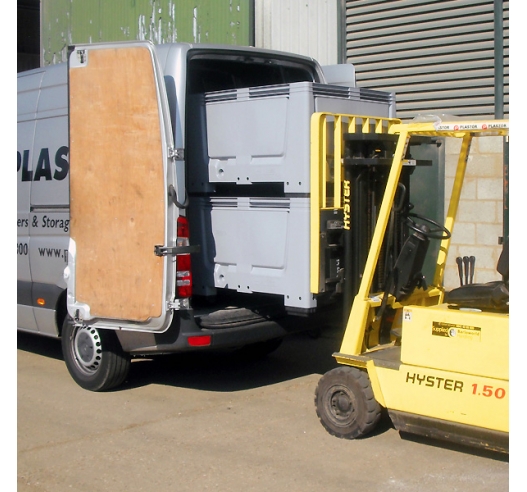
[66,41,177,332]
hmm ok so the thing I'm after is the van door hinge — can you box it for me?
[167,298,190,310]
[154,244,201,257]
[168,147,184,160]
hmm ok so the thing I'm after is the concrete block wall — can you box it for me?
[443,136,506,289]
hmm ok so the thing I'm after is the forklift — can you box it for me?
[314,118,509,453]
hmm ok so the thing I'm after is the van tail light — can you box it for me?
[176,216,192,298]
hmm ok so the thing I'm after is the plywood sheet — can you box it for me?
[69,46,165,322]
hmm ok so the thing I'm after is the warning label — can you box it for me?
[432,321,481,341]
[435,122,508,131]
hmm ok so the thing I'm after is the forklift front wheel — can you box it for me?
[315,366,381,439]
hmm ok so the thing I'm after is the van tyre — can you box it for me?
[61,316,131,392]
[315,366,381,439]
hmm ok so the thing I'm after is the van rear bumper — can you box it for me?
[116,294,339,356]
[116,310,299,355]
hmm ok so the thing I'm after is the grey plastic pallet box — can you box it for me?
[187,81,395,194]
[189,196,314,309]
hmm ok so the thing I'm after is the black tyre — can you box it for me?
[61,316,131,391]
[315,366,381,439]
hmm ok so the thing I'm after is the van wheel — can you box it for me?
[61,316,131,391]
[315,366,381,439]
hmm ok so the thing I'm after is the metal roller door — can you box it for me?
[344,0,509,119]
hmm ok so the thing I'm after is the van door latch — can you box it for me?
[154,244,201,257]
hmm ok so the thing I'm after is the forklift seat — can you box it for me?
[445,240,509,311]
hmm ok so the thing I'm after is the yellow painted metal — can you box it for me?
[339,127,409,356]
[333,114,343,207]
[432,133,472,287]
[375,363,509,432]
[309,113,325,293]
[387,120,509,294]
[362,359,388,408]
[389,119,509,138]
[309,112,401,294]
[400,304,508,381]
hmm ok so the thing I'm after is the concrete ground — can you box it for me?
[17,325,509,492]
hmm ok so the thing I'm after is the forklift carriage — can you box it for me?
[311,115,509,453]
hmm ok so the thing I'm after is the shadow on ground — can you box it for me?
[126,325,344,392]
[17,324,345,393]
[17,331,63,361]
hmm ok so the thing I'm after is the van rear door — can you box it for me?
[66,41,178,333]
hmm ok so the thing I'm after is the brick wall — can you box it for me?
[443,136,506,289]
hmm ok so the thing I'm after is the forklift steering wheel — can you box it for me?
[406,213,451,240]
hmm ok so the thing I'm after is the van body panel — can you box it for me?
[18,64,69,336]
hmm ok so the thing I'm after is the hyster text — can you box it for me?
[406,372,463,392]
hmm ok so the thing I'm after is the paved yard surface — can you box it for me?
[17,326,509,492]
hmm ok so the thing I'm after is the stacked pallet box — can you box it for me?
[188,82,395,310]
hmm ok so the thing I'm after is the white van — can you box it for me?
[17,41,395,390]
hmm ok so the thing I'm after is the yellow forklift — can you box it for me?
[312,116,509,453]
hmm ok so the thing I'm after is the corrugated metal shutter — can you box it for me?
[345,0,509,119]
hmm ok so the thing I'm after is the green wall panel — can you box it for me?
[42,0,253,65]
